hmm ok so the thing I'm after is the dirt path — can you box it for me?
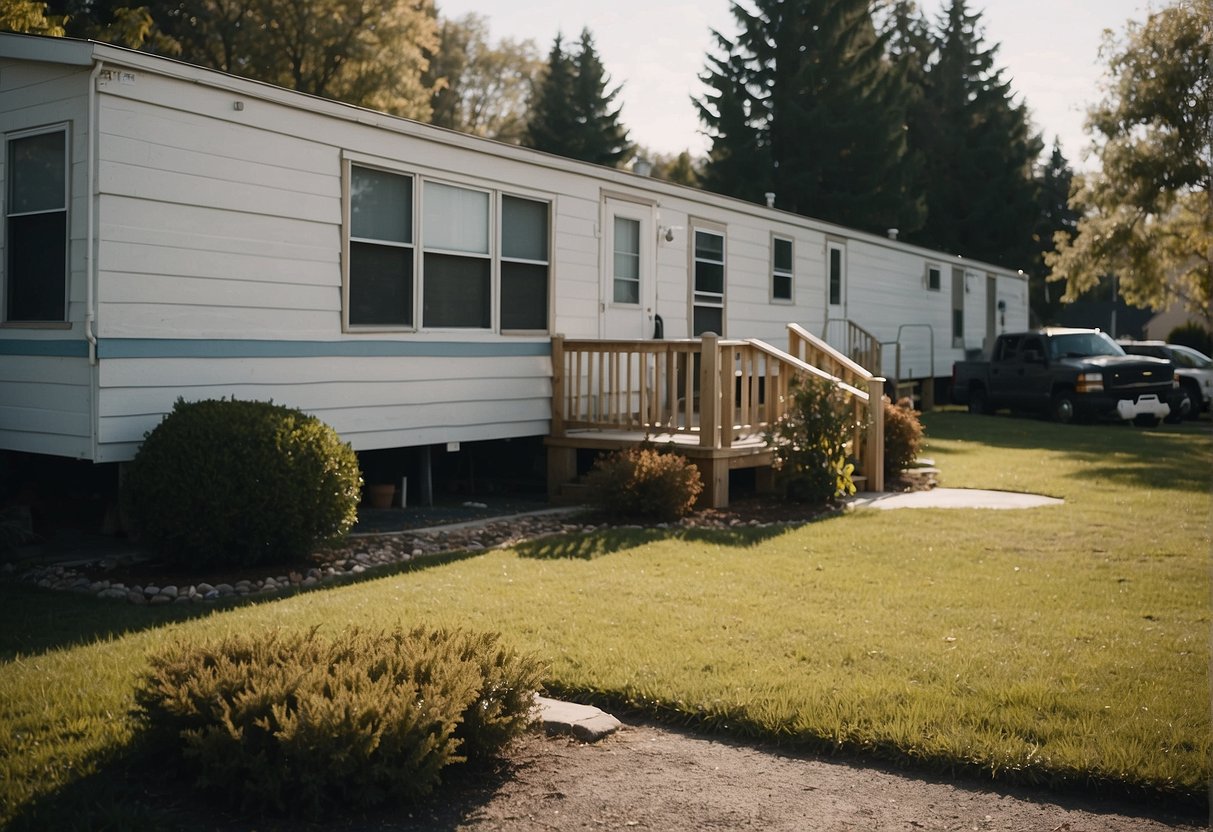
[324,721,1204,832]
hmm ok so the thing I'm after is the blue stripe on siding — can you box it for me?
[0,339,89,357]
[95,339,551,359]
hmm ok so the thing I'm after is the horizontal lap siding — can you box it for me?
[0,356,91,457]
[0,61,93,456]
[95,354,551,462]
[91,78,555,461]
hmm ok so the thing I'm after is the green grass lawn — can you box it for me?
[1,412,1209,828]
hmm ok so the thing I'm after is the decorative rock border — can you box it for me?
[5,507,798,605]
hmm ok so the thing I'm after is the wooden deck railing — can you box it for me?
[551,331,885,490]
[821,318,882,377]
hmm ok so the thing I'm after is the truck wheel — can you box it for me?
[1183,381,1202,421]
[1050,391,1077,424]
[1165,386,1191,423]
[968,387,991,415]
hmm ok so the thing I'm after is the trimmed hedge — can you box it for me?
[134,625,544,818]
[123,398,362,568]
[883,396,925,479]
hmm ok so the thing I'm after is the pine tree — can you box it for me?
[910,0,1042,268]
[1030,139,1079,324]
[524,29,633,167]
[696,0,924,235]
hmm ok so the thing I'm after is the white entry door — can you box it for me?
[601,198,656,339]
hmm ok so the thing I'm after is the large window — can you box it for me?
[500,195,549,331]
[348,166,414,326]
[423,181,490,328]
[771,236,793,302]
[692,228,725,336]
[344,163,550,332]
[5,128,68,322]
[951,266,965,347]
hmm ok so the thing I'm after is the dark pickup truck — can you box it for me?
[952,328,1175,425]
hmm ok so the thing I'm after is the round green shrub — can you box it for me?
[883,396,925,479]
[133,625,544,819]
[123,398,362,568]
[584,446,703,521]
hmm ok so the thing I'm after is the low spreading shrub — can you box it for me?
[134,625,544,818]
[883,396,925,479]
[584,446,703,521]
[122,398,362,568]
[767,375,864,504]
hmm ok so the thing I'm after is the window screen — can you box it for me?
[348,165,414,326]
[772,237,793,301]
[501,195,549,330]
[6,130,67,322]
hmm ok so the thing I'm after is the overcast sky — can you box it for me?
[435,0,1149,170]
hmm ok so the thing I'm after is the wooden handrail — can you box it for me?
[551,332,884,490]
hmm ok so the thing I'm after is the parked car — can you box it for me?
[1119,341,1213,420]
[952,328,1175,425]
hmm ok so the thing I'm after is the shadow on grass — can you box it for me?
[3,732,523,832]
[514,522,794,560]
[923,411,1213,493]
[0,547,489,661]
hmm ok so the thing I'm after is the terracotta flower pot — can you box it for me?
[367,483,395,509]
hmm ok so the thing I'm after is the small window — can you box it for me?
[772,236,793,302]
[348,165,414,327]
[827,242,844,307]
[5,128,68,322]
[613,216,641,304]
[693,228,725,335]
[500,195,549,331]
[926,265,941,291]
[423,181,490,328]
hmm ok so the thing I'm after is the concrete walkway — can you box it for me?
[846,487,1063,511]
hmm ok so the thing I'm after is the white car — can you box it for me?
[1119,341,1213,420]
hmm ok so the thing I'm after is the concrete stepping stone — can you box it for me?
[534,695,621,742]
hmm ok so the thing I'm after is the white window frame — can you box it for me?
[341,157,552,334]
[826,240,846,310]
[421,178,493,330]
[690,219,726,336]
[4,124,70,325]
[925,263,942,292]
[343,160,417,331]
[609,211,644,307]
[771,234,794,304]
[499,192,552,333]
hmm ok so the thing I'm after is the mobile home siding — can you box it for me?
[0,57,93,457]
[0,35,1030,464]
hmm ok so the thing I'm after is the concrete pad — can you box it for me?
[846,487,1063,511]
[534,695,622,742]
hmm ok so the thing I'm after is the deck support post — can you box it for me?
[864,377,886,492]
[698,456,730,509]
[546,445,577,502]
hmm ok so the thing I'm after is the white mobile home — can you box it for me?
[0,34,1027,502]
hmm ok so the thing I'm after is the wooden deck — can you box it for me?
[546,327,886,508]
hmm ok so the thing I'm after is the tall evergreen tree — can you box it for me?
[909,0,1042,268]
[1029,139,1079,324]
[524,29,633,167]
[696,0,924,235]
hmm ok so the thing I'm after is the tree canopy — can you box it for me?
[524,28,633,167]
[697,0,924,235]
[1046,1,1212,325]
[4,0,439,118]
[908,0,1042,269]
[424,12,540,143]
